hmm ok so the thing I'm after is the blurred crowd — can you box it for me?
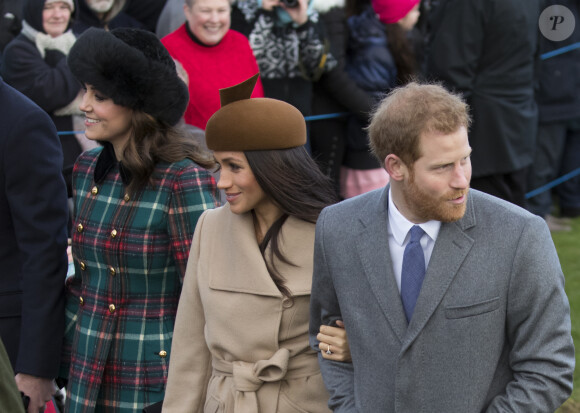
[0,0,578,221]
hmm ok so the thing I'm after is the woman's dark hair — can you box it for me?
[244,146,338,298]
[122,111,216,196]
[385,23,418,85]
[345,0,418,85]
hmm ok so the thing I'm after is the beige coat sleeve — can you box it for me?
[163,211,212,413]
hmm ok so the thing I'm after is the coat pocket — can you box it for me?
[445,297,500,319]
[138,316,174,391]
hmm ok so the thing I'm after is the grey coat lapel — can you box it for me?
[355,187,408,342]
[401,193,477,353]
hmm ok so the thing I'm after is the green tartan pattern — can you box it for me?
[63,147,218,412]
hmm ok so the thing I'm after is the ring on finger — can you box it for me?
[326,344,332,355]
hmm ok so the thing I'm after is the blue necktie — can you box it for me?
[401,225,426,323]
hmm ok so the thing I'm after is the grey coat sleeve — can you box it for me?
[309,209,357,412]
[485,215,574,412]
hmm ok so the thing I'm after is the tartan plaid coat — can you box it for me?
[62,144,218,413]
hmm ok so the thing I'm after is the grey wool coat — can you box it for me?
[309,187,574,412]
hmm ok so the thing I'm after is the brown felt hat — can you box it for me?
[205,74,307,151]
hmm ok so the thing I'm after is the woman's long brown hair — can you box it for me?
[121,112,216,196]
[385,23,418,85]
[245,146,338,299]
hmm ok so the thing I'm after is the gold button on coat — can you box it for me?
[79,261,86,271]
[76,223,83,233]
[111,229,117,238]
[109,267,116,276]
[159,350,167,358]
[108,304,116,313]
[91,186,98,195]
[79,297,84,306]
[123,194,130,202]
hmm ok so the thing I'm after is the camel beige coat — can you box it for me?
[163,205,331,413]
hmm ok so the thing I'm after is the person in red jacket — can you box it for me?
[161,0,263,130]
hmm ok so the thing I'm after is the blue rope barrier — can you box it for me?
[540,42,580,60]
[57,36,578,201]
[57,130,84,135]
[525,167,580,199]
[54,41,575,137]
[304,112,350,122]
[57,128,579,199]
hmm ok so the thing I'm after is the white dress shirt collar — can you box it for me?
[388,187,441,246]
[387,187,442,292]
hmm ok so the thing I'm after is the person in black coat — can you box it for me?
[124,0,167,32]
[0,0,22,57]
[424,0,541,207]
[312,0,419,199]
[527,0,580,225]
[310,0,374,196]
[0,77,68,413]
[1,0,83,194]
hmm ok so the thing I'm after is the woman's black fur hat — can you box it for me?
[68,27,188,126]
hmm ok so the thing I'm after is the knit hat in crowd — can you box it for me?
[372,0,420,24]
[68,27,189,126]
[205,74,306,151]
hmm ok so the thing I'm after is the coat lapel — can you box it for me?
[401,193,476,352]
[208,208,282,297]
[276,216,317,295]
[208,206,315,297]
[355,187,408,342]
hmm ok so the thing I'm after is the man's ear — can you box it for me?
[385,154,407,181]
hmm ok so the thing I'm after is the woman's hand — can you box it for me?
[317,320,351,362]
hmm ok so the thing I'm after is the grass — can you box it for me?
[553,216,580,413]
